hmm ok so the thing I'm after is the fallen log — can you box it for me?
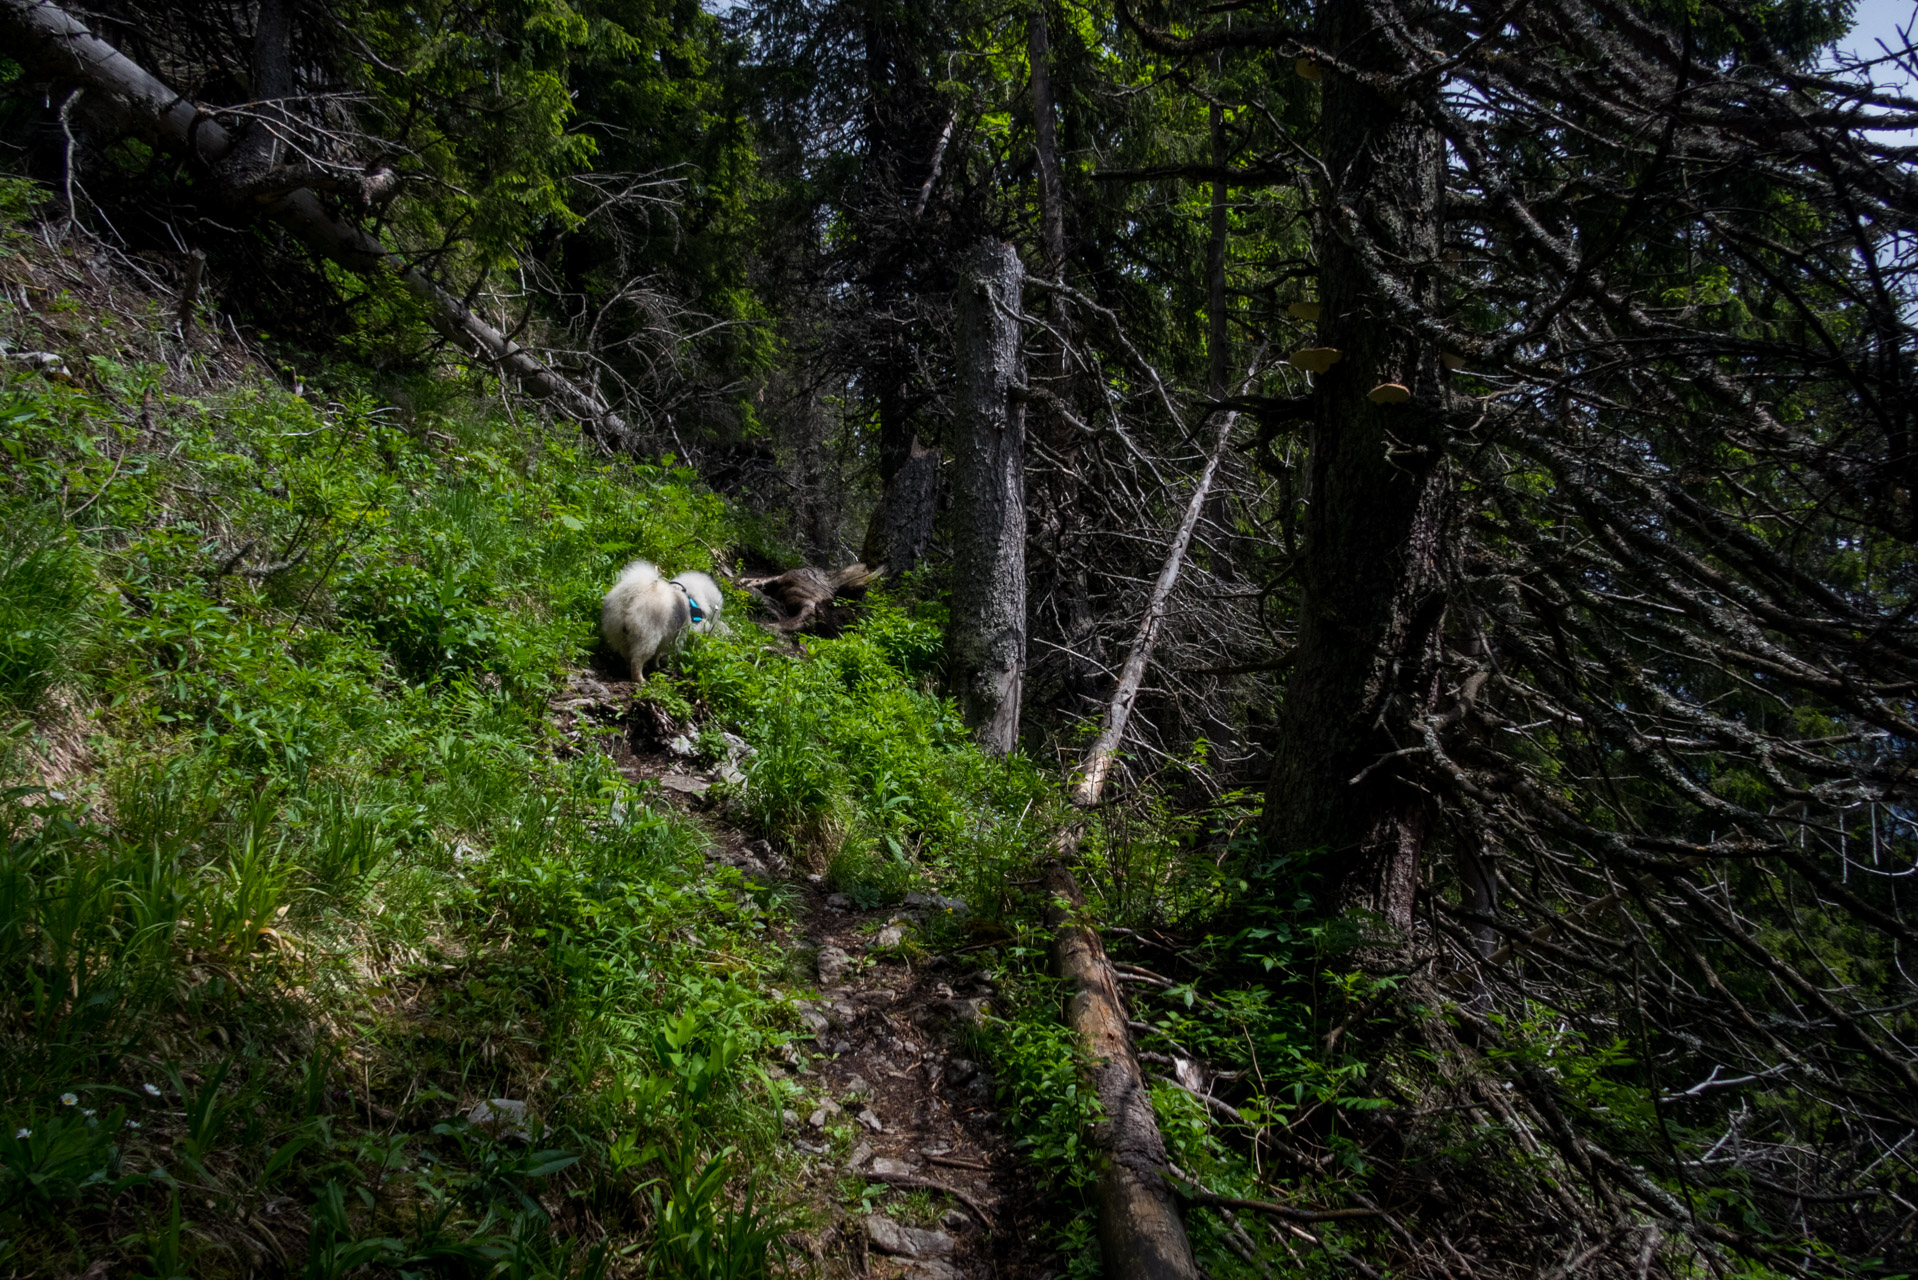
[738,563,877,634]
[1045,860,1199,1280]
[1046,360,1265,1280]
[0,0,637,453]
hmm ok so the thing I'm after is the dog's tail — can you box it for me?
[612,559,663,591]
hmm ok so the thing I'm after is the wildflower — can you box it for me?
[128,1121,141,1129]
[143,1083,161,1097]
[14,1128,29,1139]
[59,1093,77,1107]
[81,1109,95,1117]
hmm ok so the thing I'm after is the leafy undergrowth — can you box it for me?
[975,808,1767,1280]
[667,607,1057,907]
[0,215,820,1274]
[662,605,1408,1278]
[625,520,1369,1280]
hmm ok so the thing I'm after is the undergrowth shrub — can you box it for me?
[979,997,1102,1191]
[335,558,507,683]
[671,612,1055,901]
[0,504,90,713]
[824,828,912,908]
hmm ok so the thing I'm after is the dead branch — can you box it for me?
[0,0,638,451]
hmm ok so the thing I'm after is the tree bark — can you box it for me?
[1258,0,1450,939]
[1207,88,1228,401]
[863,431,939,573]
[947,239,1027,755]
[1030,4,1067,277]
[1026,3,1101,716]
[0,0,637,452]
[1046,861,1199,1280]
[227,0,292,177]
[1199,80,1241,566]
[852,2,950,577]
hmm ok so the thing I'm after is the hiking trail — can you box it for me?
[553,668,1061,1279]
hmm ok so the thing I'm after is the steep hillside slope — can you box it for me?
[0,183,1056,1279]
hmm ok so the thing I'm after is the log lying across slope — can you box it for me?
[1045,860,1199,1280]
[0,0,636,452]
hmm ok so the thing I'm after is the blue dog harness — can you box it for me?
[671,580,704,624]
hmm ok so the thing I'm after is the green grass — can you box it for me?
[0,347,809,1275]
[0,506,90,714]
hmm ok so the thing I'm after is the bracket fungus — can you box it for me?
[1288,347,1343,374]
[1368,382,1412,404]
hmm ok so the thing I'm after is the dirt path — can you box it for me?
[554,671,1061,1279]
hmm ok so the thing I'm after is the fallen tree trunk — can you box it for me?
[1045,860,1199,1280]
[738,563,877,634]
[0,0,637,452]
[1049,354,1265,1277]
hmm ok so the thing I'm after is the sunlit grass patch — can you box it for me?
[0,336,799,1274]
[669,605,1058,905]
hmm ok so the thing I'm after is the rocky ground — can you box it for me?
[553,670,1064,1280]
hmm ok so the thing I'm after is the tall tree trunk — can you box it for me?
[864,419,940,572]
[862,373,940,574]
[1207,87,1228,402]
[1026,2,1099,714]
[1030,4,1066,276]
[851,0,950,577]
[948,239,1028,754]
[227,0,291,177]
[1258,0,1449,939]
[1200,78,1238,562]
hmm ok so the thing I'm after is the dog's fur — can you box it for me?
[600,561,724,678]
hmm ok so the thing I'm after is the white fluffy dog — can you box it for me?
[600,561,724,678]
